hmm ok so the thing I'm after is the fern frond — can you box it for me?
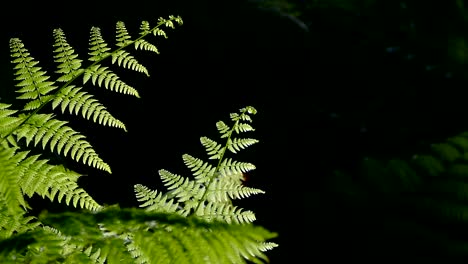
[218,157,256,176]
[14,113,111,173]
[227,137,259,153]
[111,50,149,76]
[0,104,24,138]
[206,179,264,202]
[83,64,140,98]
[52,85,127,131]
[10,38,58,111]
[200,137,223,160]
[134,39,159,54]
[36,207,276,264]
[196,202,257,224]
[115,22,133,47]
[182,154,216,182]
[88,27,112,62]
[0,145,29,214]
[15,152,101,211]
[134,184,179,213]
[159,169,205,202]
[53,28,84,83]
[216,121,231,138]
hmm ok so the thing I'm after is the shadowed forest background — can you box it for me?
[3,0,468,262]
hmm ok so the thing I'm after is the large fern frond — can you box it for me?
[29,207,277,264]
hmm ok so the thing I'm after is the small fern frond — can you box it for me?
[83,64,140,98]
[88,27,112,62]
[115,22,133,47]
[0,212,39,240]
[196,202,257,224]
[0,104,24,138]
[14,113,111,173]
[206,179,264,202]
[52,85,127,131]
[15,152,101,211]
[134,39,159,54]
[218,158,256,176]
[200,137,224,160]
[10,38,58,111]
[0,145,28,216]
[53,28,84,83]
[134,184,179,213]
[182,154,216,182]
[159,169,205,202]
[111,50,149,76]
[227,137,259,154]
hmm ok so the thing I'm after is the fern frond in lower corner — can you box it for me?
[31,207,277,264]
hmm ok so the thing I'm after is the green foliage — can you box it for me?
[0,14,277,263]
[328,130,468,258]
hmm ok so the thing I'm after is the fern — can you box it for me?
[328,130,468,259]
[0,15,278,264]
[135,106,267,224]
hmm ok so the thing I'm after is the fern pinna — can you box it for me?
[0,15,277,264]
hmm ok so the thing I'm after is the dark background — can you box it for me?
[3,0,468,262]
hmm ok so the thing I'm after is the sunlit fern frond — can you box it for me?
[83,64,140,97]
[195,201,257,224]
[159,169,205,202]
[134,184,179,213]
[135,106,266,226]
[53,28,84,83]
[206,178,265,203]
[0,104,24,139]
[51,85,127,131]
[13,151,101,211]
[10,38,58,111]
[14,113,111,173]
[88,27,112,62]
[0,145,28,214]
[182,154,216,182]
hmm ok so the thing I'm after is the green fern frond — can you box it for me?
[0,145,29,212]
[14,113,111,173]
[134,184,179,213]
[115,22,133,47]
[14,152,101,211]
[431,143,461,162]
[0,212,39,240]
[182,154,216,182]
[159,169,205,202]
[206,179,264,202]
[218,158,256,176]
[53,28,84,83]
[134,39,159,54]
[88,27,112,62]
[52,85,127,131]
[83,64,140,98]
[0,104,24,137]
[35,207,276,264]
[137,106,264,226]
[10,38,58,111]
[200,137,223,160]
[195,202,256,224]
[111,50,149,76]
[227,138,259,154]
